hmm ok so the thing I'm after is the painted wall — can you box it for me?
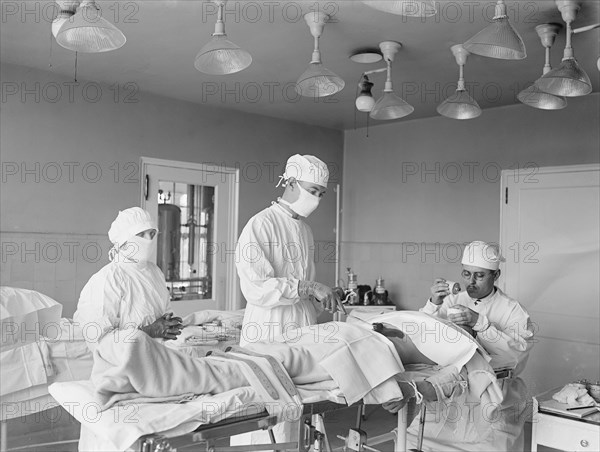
[342,93,600,396]
[0,63,343,317]
[342,93,599,307]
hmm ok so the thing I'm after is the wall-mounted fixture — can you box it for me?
[463,0,526,60]
[437,45,481,120]
[194,0,252,75]
[517,24,567,110]
[296,12,345,98]
[361,0,437,17]
[536,0,597,97]
[54,0,126,53]
[354,41,413,120]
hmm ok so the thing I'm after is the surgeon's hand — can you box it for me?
[298,280,340,313]
[430,278,451,305]
[447,304,478,331]
[140,312,183,340]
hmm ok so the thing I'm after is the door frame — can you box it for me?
[140,157,240,311]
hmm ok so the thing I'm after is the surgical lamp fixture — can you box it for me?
[194,0,252,75]
[437,45,482,120]
[296,12,345,98]
[361,0,437,18]
[355,75,376,112]
[356,41,415,120]
[517,24,567,110]
[51,1,78,38]
[463,0,526,60]
[536,0,596,97]
[55,0,126,53]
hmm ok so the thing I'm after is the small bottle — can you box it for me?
[374,277,388,305]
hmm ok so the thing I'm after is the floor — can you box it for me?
[3,404,547,452]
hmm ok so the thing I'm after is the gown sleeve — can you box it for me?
[235,215,301,309]
[74,266,125,351]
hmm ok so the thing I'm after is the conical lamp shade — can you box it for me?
[194,35,252,75]
[517,83,567,110]
[437,90,482,120]
[296,63,345,97]
[370,91,414,120]
[535,58,592,97]
[463,16,526,60]
[55,5,125,53]
[362,0,436,17]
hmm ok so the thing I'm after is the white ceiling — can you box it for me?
[1,0,599,130]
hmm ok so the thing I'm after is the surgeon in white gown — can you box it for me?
[234,154,340,449]
[74,207,183,352]
[235,154,340,346]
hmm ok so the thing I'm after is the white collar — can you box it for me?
[471,286,497,304]
[272,199,299,219]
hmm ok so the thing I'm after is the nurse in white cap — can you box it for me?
[74,207,182,352]
[414,240,534,452]
[235,154,339,346]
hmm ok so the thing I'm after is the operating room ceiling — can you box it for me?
[1,0,599,130]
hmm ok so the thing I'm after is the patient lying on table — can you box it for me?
[89,312,498,419]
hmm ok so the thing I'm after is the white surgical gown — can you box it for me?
[235,203,322,346]
[414,287,535,451]
[74,260,171,352]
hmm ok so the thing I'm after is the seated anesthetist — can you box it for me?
[414,240,534,452]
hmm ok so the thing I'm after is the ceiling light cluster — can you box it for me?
[353,0,598,121]
[49,0,597,120]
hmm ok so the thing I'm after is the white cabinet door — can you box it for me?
[140,157,239,315]
[500,164,600,393]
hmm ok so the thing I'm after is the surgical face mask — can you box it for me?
[281,183,321,217]
[120,235,156,263]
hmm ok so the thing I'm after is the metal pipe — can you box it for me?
[334,183,341,287]
[573,23,600,33]
[187,184,196,267]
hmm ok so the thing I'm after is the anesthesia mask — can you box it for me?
[280,183,321,218]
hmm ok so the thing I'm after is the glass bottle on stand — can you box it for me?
[346,268,360,305]
[373,277,389,305]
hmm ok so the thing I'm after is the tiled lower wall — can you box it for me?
[340,241,468,310]
[1,231,110,317]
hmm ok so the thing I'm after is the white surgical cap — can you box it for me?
[461,241,502,271]
[281,154,329,187]
[108,207,157,246]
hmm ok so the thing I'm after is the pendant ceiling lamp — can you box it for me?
[194,0,252,75]
[536,0,592,97]
[51,1,78,38]
[296,12,345,98]
[437,45,481,120]
[518,24,567,110]
[55,0,126,53]
[370,41,414,120]
[463,0,526,60]
[361,1,437,18]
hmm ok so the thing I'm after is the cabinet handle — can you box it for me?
[580,439,589,447]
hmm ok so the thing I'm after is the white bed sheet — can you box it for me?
[1,319,93,421]
[49,380,344,452]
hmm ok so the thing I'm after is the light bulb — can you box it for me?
[356,95,376,112]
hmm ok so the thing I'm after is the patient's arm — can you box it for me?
[382,380,437,413]
[373,323,437,366]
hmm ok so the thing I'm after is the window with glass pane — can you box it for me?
[157,181,215,300]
